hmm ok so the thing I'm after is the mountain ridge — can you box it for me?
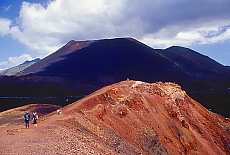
[164,46,230,75]
[0,58,41,76]
[17,38,230,77]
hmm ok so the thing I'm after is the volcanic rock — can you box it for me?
[62,80,229,154]
[1,81,228,154]
[0,80,230,155]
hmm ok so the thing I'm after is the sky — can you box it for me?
[0,0,230,70]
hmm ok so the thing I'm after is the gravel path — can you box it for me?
[0,117,117,155]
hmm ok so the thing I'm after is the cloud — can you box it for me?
[10,0,136,54]
[5,0,230,57]
[4,5,11,12]
[0,18,12,36]
[0,5,11,12]
[0,61,8,69]
[0,54,33,70]
[141,24,230,48]
[8,54,33,65]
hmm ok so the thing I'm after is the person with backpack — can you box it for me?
[32,112,38,128]
[24,112,30,128]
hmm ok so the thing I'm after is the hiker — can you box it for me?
[24,112,30,128]
[32,112,38,128]
[57,109,62,115]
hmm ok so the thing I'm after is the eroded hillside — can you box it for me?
[0,81,229,154]
[62,80,230,154]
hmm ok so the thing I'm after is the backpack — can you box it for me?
[35,114,39,120]
[25,114,29,121]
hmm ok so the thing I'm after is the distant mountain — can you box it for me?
[0,38,229,117]
[0,58,40,76]
[18,38,230,78]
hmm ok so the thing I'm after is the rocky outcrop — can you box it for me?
[61,80,230,154]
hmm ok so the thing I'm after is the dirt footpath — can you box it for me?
[0,115,117,155]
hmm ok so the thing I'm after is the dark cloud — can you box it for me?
[122,0,230,34]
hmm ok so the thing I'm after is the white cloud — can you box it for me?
[206,27,230,44]
[177,32,202,41]
[140,24,230,48]
[3,0,230,58]
[4,5,11,12]
[8,54,33,65]
[8,0,147,56]
[0,54,33,70]
[0,5,11,12]
[0,18,12,36]
[0,61,7,67]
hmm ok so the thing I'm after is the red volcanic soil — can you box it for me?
[0,81,229,154]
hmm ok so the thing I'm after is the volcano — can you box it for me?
[0,38,229,117]
[0,80,229,154]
